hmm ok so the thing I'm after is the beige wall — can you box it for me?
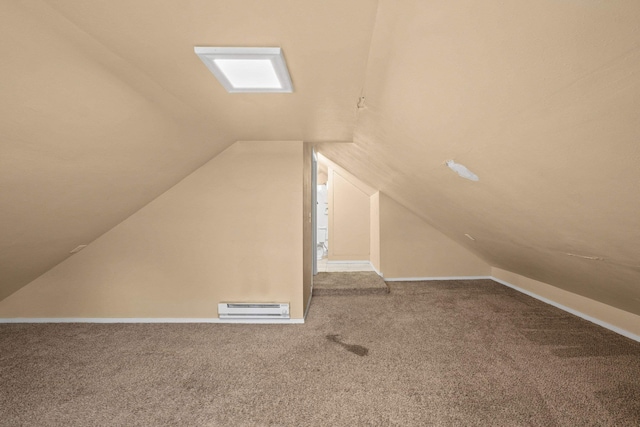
[0,141,305,319]
[0,1,378,303]
[379,193,490,278]
[316,1,640,317]
[369,192,381,273]
[318,170,328,186]
[492,268,640,338]
[327,169,370,261]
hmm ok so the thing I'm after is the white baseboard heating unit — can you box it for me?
[218,303,290,319]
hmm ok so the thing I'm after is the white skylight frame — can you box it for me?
[194,47,294,93]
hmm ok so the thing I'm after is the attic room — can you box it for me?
[1,1,639,425]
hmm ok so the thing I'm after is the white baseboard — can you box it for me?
[3,278,636,341]
[384,275,492,282]
[490,277,640,343]
[0,317,305,324]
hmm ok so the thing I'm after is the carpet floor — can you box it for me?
[1,279,639,426]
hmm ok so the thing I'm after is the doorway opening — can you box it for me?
[313,153,377,274]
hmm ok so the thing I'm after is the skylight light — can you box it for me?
[194,47,294,93]
[213,59,281,89]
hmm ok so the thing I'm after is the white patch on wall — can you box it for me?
[446,160,479,181]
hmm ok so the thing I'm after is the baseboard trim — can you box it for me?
[4,279,636,339]
[384,275,492,282]
[491,276,640,343]
[0,317,305,324]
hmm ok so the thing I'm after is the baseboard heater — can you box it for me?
[218,303,290,319]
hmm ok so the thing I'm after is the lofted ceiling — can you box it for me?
[1,0,639,317]
[0,0,378,300]
[318,0,640,315]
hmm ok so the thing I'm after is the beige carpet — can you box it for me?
[1,279,639,426]
[312,271,389,296]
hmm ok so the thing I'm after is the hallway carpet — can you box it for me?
[1,279,639,426]
[312,271,389,296]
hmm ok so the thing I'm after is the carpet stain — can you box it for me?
[326,334,369,357]
[517,320,640,357]
[594,382,640,423]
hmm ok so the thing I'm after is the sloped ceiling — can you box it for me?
[0,0,378,300]
[318,0,640,315]
[2,1,639,317]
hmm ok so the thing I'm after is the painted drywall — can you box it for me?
[327,169,370,261]
[317,0,640,316]
[379,193,490,279]
[317,153,376,197]
[318,170,328,186]
[3,0,640,319]
[0,1,228,301]
[370,192,381,273]
[492,268,640,339]
[0,141,305,319]
[0,0,378,302]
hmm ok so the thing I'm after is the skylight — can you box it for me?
[194,47,293,93]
